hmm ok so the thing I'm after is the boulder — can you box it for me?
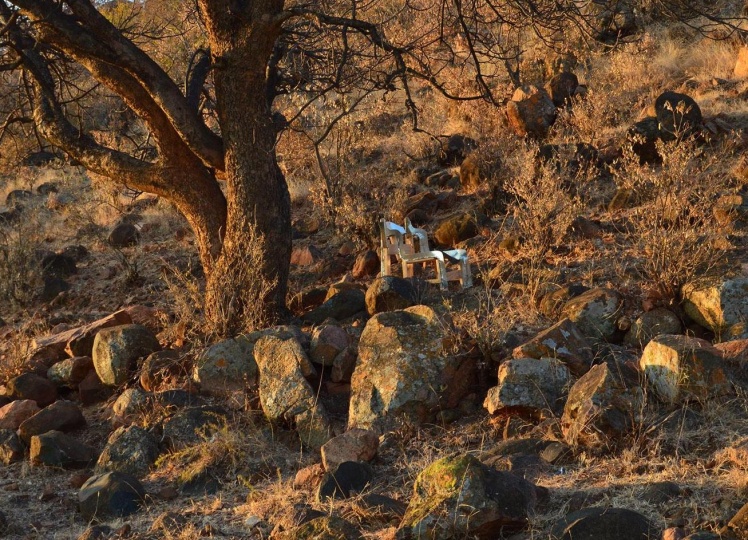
[291,245,323,266]
[506,85,557,138]
[640,334,730,404]
[623,308,682,347]
[321,429,379,471]
[30,431,97,468]
[438,134,477,166]
[397,453,540,539]
[139,349,182,392]
[303,287,366,324]
[0,429,24,465]
[459,153,482,191]
[365,276,418,316]
[41,253,77,278]
[0,400,40,429]
[254,334,332,449]
[92,324,160,386]
[108,222,140,248]
[79,370,113,406]
[545,72,579,107]
[112,388,149,423]
[161,406,227,450]
[7,373,57,406]
[349,306,474,433]
[628,116,661,164]
[95,425,159,478]
[562,363,642,451]
[551,507,659,540]
[434,213,479,246]
[274,516,363,540]
[331,348,357,383]
[310,324,349,366]
[6,189,33,205]
[18,400,86,443]
[193,333,260,396]
[561,287,622,341]
[586,0,638,43]
[316,461,373,501]
[47,356,94,387]
[513,318,594,376]
[352,251,379,279]
[484,358,570,415]
[682,277,748,339]
[79,472,145,521]
[655,91,702,141]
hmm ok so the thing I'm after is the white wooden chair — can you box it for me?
[379,218,472,290]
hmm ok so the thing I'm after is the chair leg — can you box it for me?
[380,248,390,276]
[437,260,448,290]
[461,258,472,288]
[402,260,411,279]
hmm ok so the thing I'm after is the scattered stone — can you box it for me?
[41,253,77,279]
[161,406,227,450]
[561,287,622,341]
[434,213,479,246]
[193,333,260,397]
[539,284,589,317]
[291,245,323,266]
[112,388,149,424]
[254,333,332,449]
[398,453,541,539]
[274,516,363,540]
[321,429,379,471]
[640,334,730,404]
[289,287,328,313]
[655,91,702,141]
[0,400,40,430]
[641,481,682,504]
[93,324,161,386]
[360,493,408,520]
[331,347,357,383]
[506,85,557,138]
[365,276,418,316]
[6,189,33,205]
[139,349,182,392]
[108,222,140,248]
[683,277,748,339]
[663,527,687,540]
[624,308,682,347]
[352,251,379,279]
[306,326,345,369]
[0,429,24,464]
[19,400,86,443]
[47,356,93,387]
[79,370,113,406]
[484,358,571,415]
[30,431,97,468]
[78,471,145,521]
[7,373,57,407]
[36,182,58,196]
[545,72,579,107]
[317,461,374,501]
[513,319,594,376]
[96,425,159,478]
[349,306,475,433]
[628,116,661,164]
[438,134,477,166]
[293,463,325,491]
[562,363,642,451]
[303,287,366,324]
[551,507,659,540]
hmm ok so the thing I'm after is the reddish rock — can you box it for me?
[321,429,379,471]
[19,400,86,443]
[0,400,40,430]
[123,305,163,331]
[291,245,323,266]
[293,463,325,491]
[352,251,380,279]
[310,325,350,366]
[79,371,113,406]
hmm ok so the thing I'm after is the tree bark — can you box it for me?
[201,1,291,332]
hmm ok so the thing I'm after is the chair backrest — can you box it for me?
[380,220,405,255]
[404,218,432,254]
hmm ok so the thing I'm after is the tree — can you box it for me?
[0,0,740,335]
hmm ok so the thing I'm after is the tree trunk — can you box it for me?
[202,4,291,335]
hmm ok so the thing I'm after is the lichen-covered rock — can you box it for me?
[640,334,730,404]
[0,429,24,465]
[397,453,540,539]
[303,288,366,324]
[193,333,260,397]
[93,324,160,386]
[254,334,332,450]
[562,363,642,451]
[95,425,159,478]
[513,318,593,376]
[47,356,93,387]
[112,387,149,424]
[349,306,474,433]
[310,325,349,366]
[79,472,145,522]
[484,358,570,415]
[682,278,748,339]
[30,431,97,468]
[562,287,622,341]
[161,406,227,450]
[624,308,682,347]
[365,276,418,316]
[434,213,478,246]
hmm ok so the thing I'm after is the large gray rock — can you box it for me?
[655,91,702,141]
[95,425,159,478]
[562,363,642,451]
[513,318,593,376]
[562,287,622,341]
[365,276,418,316]
[624,308,682,347]
[30,431,97,468]
[640,334,730,405]
[254,333,332,450]
[93,324,160,386]
[303,287,366,324]
[484,358,570,415]
[193,333,262,396]
[79,472,145,521]
[397,453,540,539]
[0,429,24,465]
[683,277,748,339]
[161,406,227,450]
[47,356,93,387]
[349,306,474,433]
